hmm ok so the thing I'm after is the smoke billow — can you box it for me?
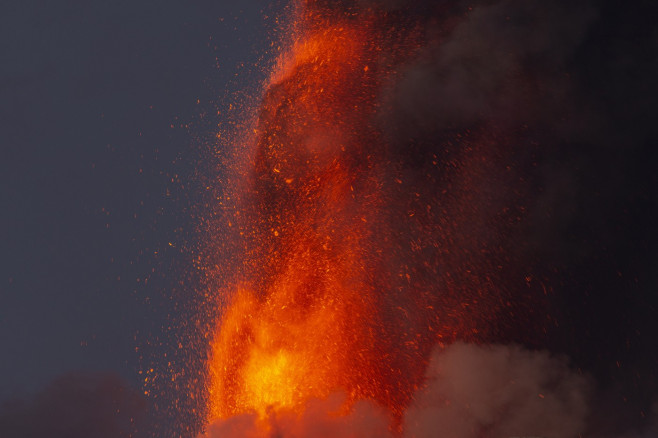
[204,343,658,437]
[0,372,150,438]
[404,343,590,438]
[205,395,390,438]
[382,0,596,138]
[204,342,596,437]
[201,0,658,435]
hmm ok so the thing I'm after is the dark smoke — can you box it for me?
[201,0,658,435]
[204,343,658,437]
[404,343,591,438]
[381,1,596,136]
[0,372,151,438]
[364,0,658,415]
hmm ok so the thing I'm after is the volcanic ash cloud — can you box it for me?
[204,342,592,438]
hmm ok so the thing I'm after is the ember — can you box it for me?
[205,0,527,433]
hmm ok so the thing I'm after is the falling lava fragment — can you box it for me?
[205,1,521,433]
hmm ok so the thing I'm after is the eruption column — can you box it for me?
[205,1,517,431]
[207,7,398,421]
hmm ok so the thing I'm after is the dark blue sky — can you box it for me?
[0,0,278,401]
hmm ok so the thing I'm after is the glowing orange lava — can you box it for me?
[207,8,393,422]
[205,1,518,432]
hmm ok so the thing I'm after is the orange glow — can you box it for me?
[204,1,517,432]
[206,7,396,424]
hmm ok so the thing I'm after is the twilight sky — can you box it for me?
[1,1,658,437]
[1,0,275,405]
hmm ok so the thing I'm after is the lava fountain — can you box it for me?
[204,0,526,434]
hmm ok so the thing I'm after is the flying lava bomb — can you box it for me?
[193,1,653,437]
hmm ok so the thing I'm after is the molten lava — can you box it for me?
[205,1,522,432]
[207,8,395,421]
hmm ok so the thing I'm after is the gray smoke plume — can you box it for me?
[381,0,597,142]
[203,343,602,438]
[200,0,658,436]
[404,343,591,438]
[0,372,150,438]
